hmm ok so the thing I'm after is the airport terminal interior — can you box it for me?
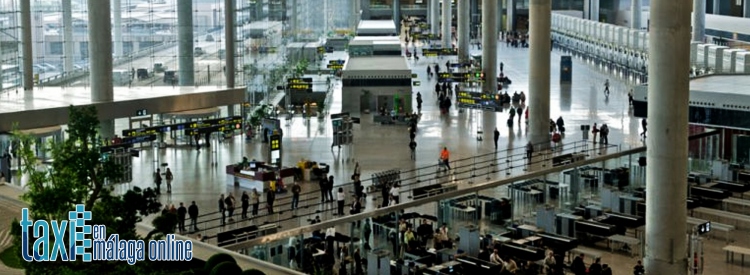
[1,0,750,274]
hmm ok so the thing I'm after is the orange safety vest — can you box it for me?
[440,149,450,160]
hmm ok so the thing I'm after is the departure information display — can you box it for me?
[122,116,243,137]
[437,72,473,83]
[287,77,313,92]
[422,47,458,57]
[326,59,345,70]
[456,91,503,111]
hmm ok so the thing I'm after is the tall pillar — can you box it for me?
[645,0,691,274]
[528,0,551,149]
[482,0,498,94]
[88,0,113,102]
[113,0,123,58]
[590,0,600,22]
[692,0,705,42]
[431,0,439,35]
[178,0,195,86]
[291,0,298,40]
[20,0,33,90]
[712,0,719,15]
[470,0,478,39]
[441,0,452,47]
[393,0,401,33]
[506,0,515,31]
[631,0,641,30]
[457,0,470,62]
[224,0,235,88]
[62,0,74,73]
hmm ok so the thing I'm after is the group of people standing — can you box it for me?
[591,123,611,145]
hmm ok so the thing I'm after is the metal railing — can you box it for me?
[200,138,618,244]
[224,130,720,251]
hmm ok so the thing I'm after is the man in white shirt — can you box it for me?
[390,183,400,204]
[490,249,504,265]
[439,223,450,248]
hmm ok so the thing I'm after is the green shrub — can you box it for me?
[210,262,242,275]
[241,269,266,275]
[204,253,237,272]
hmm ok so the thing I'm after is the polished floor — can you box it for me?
[3,39,748,275]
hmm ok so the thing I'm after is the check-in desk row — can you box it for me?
[487,229,579,262]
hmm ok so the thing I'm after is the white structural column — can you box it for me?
[20,0,33,90]
[113,0,123,58]
[645,0,691,274]
[712,0,719,15]
[590,0,600,22]
[442,0,452,47]
[88,0,113,102]
[62,0,74,73]
[457,0,470,62]
[362,0,371,20]
[630,0,641,30]
[88,0,114,138]
[224,0,235,88]
[393,0,401,33]
[528,0,551,149]
[431,0,440,34]
[178,0,195,86]
[482,0,498,94]
[692,0,706,42]
[506,0,515,31]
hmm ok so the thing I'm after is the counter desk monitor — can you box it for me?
[696,221,711,235]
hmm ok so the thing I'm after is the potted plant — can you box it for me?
[317,100,326,119]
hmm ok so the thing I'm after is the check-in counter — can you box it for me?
[575,219,619,238]
[723,49,745,73]
[226,163,296,191]
[737,52,750,73]
[708,45,729,70]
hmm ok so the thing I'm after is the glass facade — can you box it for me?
[0,0,359,102]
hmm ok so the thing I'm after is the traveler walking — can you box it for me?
[604,79,610,96]
[641,118,647,139]
[526,142,534,162]
[165,168,174,192]
[319,176,329,203]
[600,124,610,145]
[241,191,250,219]
[177,202,187,233]
[225,193,236,221]
[154,168,162,194]
[291,182,301,209]
[337,187,346,215]
[591,123,599,143]
[266,188,276,214]
[409,140,417,160]
[390,183,401,205]
[218,194,226,225]
[493,128,500,150]
[327,175,335,202]
[188,201,199,231]
[440,147,451,170]
[251,188,260,216]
